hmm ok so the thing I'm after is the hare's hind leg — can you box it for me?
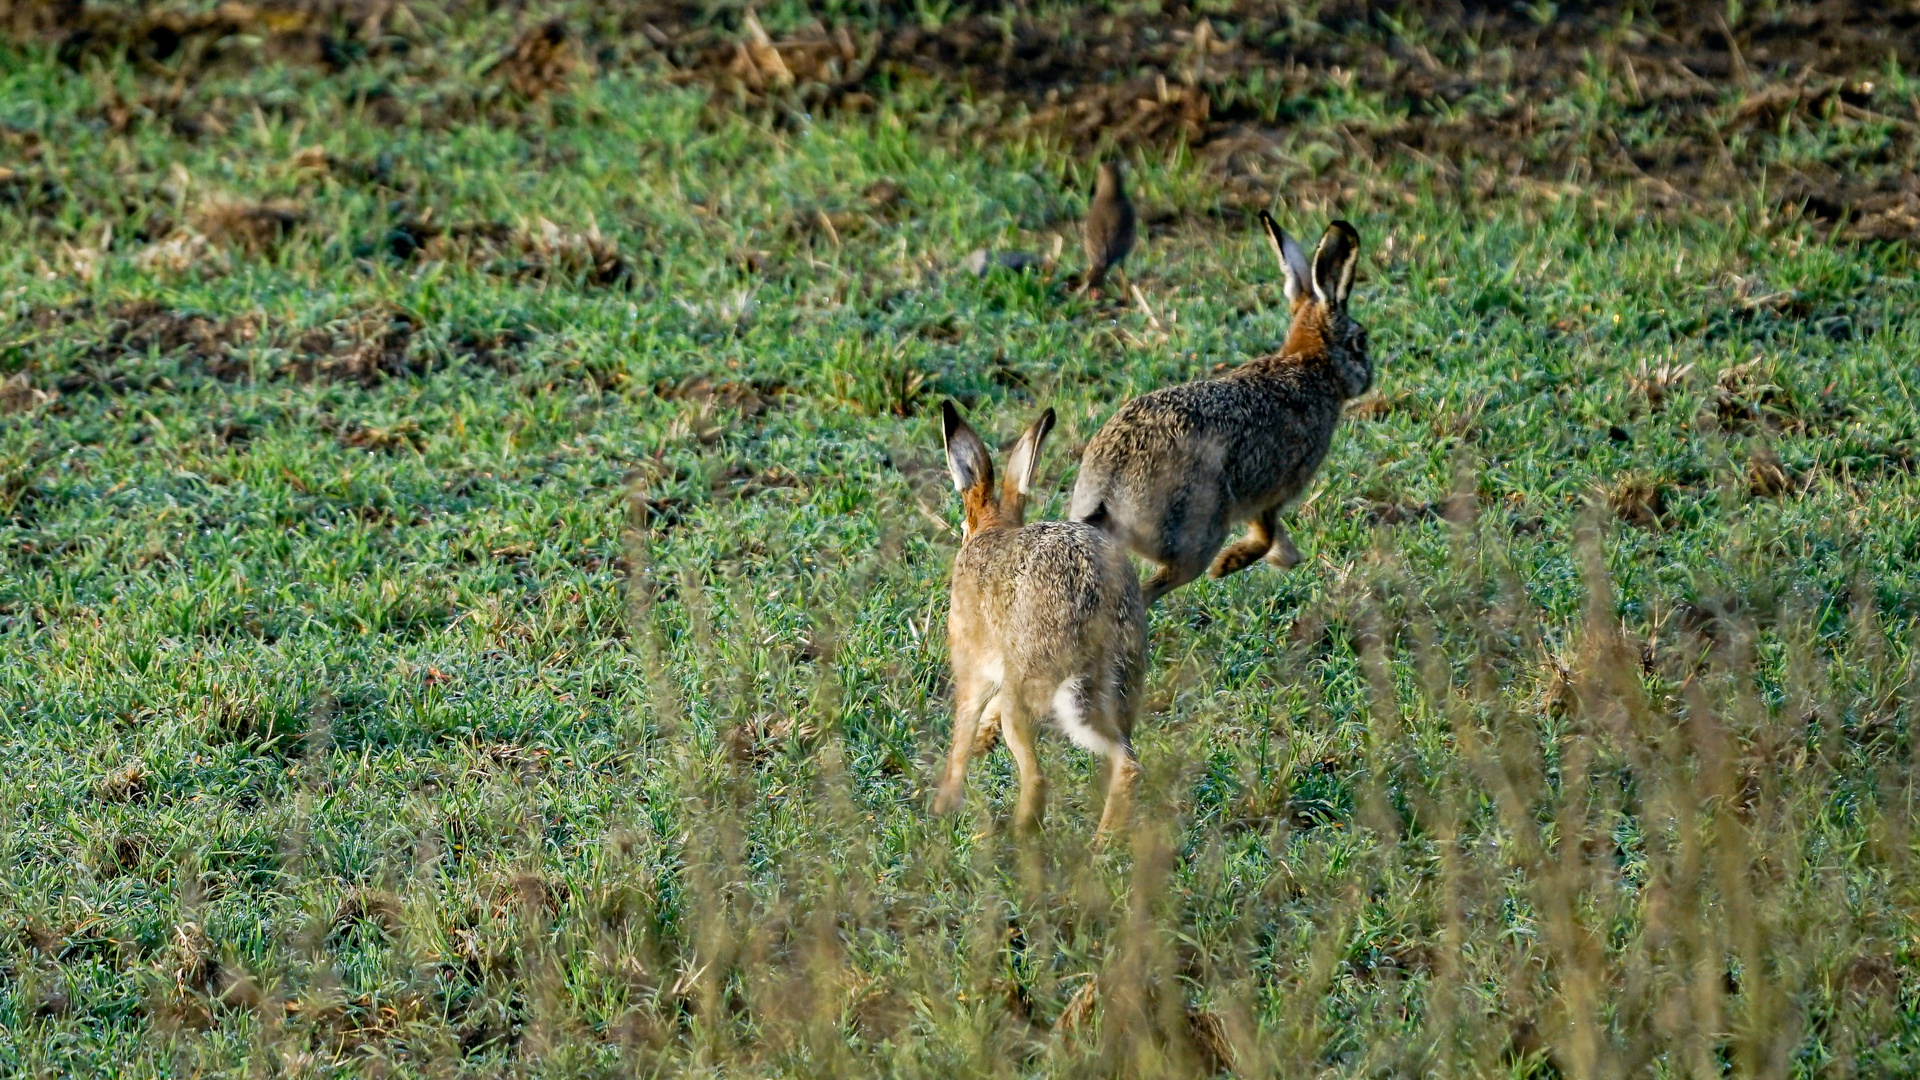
[1263,520,1303,569]
[1090,684,1141,843]
[1057,674,1139,843]
[1144,562,1204,605]
[1144,523,1225,603]
[1141,493,1228,604]
[1093,748,1141,842]
[1002,690,1046,833]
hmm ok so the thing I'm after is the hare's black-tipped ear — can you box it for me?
[1002,407,1056,503]
[1312,220,1361,307]
[942,400,993,494]
[1262,210,1312,303]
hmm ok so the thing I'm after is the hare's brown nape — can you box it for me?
[1280,302,1335,358]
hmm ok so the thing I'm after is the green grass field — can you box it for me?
[5,2,1920,1075]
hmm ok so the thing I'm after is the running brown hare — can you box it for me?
[936,401,1148,838]
[1069,214,1371,603]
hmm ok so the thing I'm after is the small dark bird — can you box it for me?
[1082,159,1135,295]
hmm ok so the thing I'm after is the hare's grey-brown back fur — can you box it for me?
[1082,160,1135,294]
[1069,215,1370,603]
[937,401,1146,837]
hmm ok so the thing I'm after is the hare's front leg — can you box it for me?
[935,669,996,814]
[970,696,1004,756]
[1209,506,1282,578]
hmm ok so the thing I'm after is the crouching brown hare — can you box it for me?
[1069,213,1371,603]
[936,401,1147,838]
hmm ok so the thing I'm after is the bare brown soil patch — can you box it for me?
[383,215,635,286]
[640,1,1920,239]
[21,0,399,73]
[22,1,589,141]
[0,300,510,390]
[15,4,1917,240]
[60,300,262,383]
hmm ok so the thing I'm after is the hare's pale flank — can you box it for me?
[1069,214,1371,603]
[937,401,1147,837]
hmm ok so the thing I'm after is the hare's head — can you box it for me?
[942,401,1057,542]
[1262,213,1371,400]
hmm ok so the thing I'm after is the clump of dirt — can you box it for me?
[510,216,633,285]
[1778,172,1920,245]
[1844,953,1901,1001]
[6,299,448,389]
[151,919,227,1029]
[452,326,531,374]
[326,417,424,453]
[1365,492,1474,527]
[709,462,800,501]
[671,10,879,110]
[1706,360,1799,434]
[491,18,580,99]
[384,214,634,286]
[0,372,57,414]
[37,0,403,74]
[0,166,64,218]
[1747,444,1803,497]
[95,761,150,803]
[76,300,260,381]
[329,888,404,939]
[483,870,569,918]
[193,198,306,254]
[655,373,785,418]
[90,831,151,879]
[1627,360,1695,416]
[1604,474,1669,530]
[290,307,421,386]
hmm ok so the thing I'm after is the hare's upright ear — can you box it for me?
[1312,220,1361,307]
[942,400,994,496]
[1262,210,1312,304]
[1000,407,1057,517]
